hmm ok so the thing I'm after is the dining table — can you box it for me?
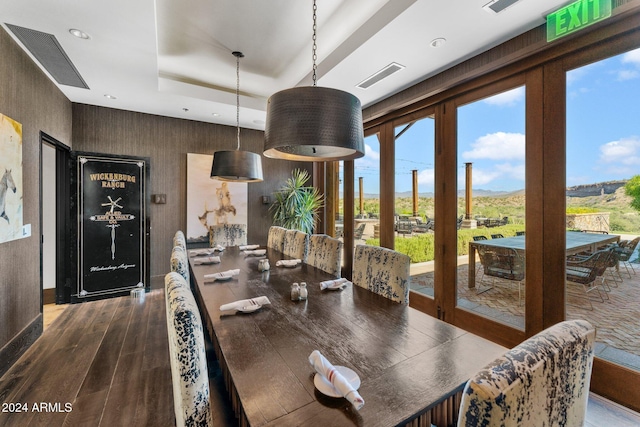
[467,231,620,288]
[189,246,506,427]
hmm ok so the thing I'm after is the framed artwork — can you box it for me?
[0,113,23,244]
[186,153,248,244]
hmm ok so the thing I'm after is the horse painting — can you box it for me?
[0,169,17,224]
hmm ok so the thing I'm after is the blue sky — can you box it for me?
[350,47,640,195]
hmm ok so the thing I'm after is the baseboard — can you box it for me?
[43,288,56,305]
[0,315,42,377]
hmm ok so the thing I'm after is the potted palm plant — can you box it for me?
[270,168,324,233]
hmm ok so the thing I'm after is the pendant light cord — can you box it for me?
[236,52,241,150]
[312,0,317,87]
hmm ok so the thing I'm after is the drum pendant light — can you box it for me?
[263,0,365,162]
[211,51,263,182]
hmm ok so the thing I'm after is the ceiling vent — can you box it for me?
[483,0,522,14]
[5,24,89,89]
[357,62,405,90]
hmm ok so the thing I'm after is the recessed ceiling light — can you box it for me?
[430,38,446,48]
[69,29,90,40]
[104,94,116,99]
[182,108,189,112]
[212,113,220,117]
[253,120,265,125]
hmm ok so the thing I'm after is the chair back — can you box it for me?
[208,224,247,247]
[457,319,595,427]
[491,233,504,239]
[267,226,287,252]
[353,223,366,240]
[283,229,309,260]
[165,273,212,427]
[307,234,343,277]
[171,245,190,283]
[352,245,410,304]
[478,246,524,281]
[473,235,488,241]
[174,230,187,251]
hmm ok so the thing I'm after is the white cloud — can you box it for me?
[495,162,525,180]
[462,132,525,160]
[482,87,525,106]
[599,136,640,165]
[621,48,640,66]
[617,69,640,81]
[457,168,501,188]
[417,168,434,186]
[354,143,380,171]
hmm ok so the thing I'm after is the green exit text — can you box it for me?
[547,0,612,42]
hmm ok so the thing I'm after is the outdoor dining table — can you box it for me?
[468,231,620,288]
[189,246,506,427]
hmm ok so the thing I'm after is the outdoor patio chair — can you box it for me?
[613,236,640,278]
[413,218,434,233]
[566,249,613,310]
[516,231,525,236]
[491,233,504,239]
[395,219,413,236]
[456,215,464,230]
[476,246,525,305]
[458,320,595,427]
[353,223,366,240]
[353,245,410,304]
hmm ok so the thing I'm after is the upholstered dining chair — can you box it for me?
[283,229,309,261]
[352,244,410,304]
[174,230,187,251]
[457,319,596,427]
[307,234,343,277]
[171,245,190,284]
[267,225,287,252]
[208,223,247,247]
[165,272,213,427]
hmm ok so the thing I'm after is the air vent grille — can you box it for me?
[357,63,405,90]
[483,0,521,14]
[5,24,89,89]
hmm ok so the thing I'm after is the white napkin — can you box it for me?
[243,249,267,257]
[219,296,271,311]
[308,350,364,410]
[190,246,224,256]
[193,256,221,265]
[276,259,302,267]
[239,244,260,250]
[320,278,349,290]
[203,269,240,282]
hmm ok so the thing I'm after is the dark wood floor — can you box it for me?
[0,287,235,427]
[2,286,639,427]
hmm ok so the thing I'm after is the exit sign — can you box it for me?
[547,0,612,42]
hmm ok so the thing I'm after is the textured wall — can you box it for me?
[71,104,309,278]
[0,27,72,362]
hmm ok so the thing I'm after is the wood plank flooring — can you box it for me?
[2,287,639,426]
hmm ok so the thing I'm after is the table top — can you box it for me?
[470,231,619,251]
[190,246,505,426]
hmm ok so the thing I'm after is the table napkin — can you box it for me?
[276,259,302,267]
[203,269,240,282]
[219,296,271,311]
[193,256,221,265]
[189,247,223,256]
[320,278,350,290]
[243,249,267,257]
[239,244,260,251]
[308,350,364,410]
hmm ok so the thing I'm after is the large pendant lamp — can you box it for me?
[263,0,365,162]
[211,51,263,182]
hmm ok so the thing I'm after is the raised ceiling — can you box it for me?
[3,0,570,130]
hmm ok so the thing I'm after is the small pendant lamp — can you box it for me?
[211,51,263,182]
[263,0,365,162]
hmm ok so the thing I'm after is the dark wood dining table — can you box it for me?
[189,246,506,427]
[468,231,620,288]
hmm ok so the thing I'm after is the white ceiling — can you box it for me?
[2,0,571,131]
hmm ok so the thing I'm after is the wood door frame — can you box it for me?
[39,132,72,305]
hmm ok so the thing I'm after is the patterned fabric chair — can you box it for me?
[208,224,247,247]
[267,226,287,252]
[307,234,343,277]
[283,229,309,261]
[165,273,212,427]
[171,245,190,283]
[174,230,187,251]
[457,319,596,427]
[352,244,410,304]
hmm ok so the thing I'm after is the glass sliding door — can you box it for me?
[455,84,526,331]
[566,48,640,373]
